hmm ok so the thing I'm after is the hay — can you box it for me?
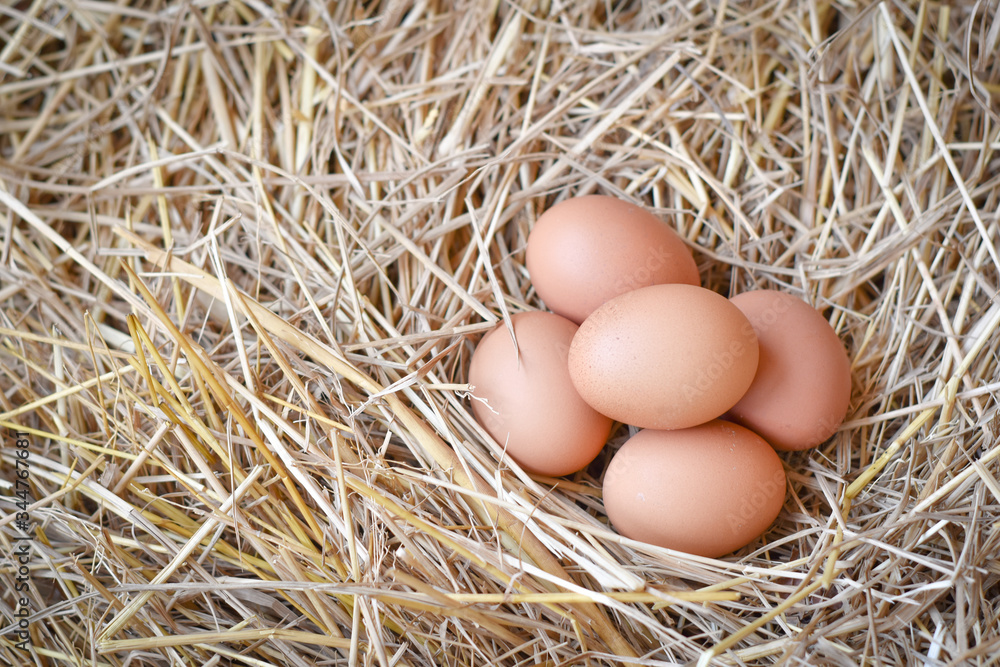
[1,0,999,664]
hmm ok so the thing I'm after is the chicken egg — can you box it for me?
[526,195,699,324]
[602,420,786,558]
[468,311,614,476]
[568,284,759,430]
[725,290,852,451]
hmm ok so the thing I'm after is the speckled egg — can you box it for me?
[602,421,786,558]
[468,311,614,476]
[526,195,700,324]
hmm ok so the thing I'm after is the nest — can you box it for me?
[1,1,999,665]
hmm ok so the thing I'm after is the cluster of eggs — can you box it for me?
[468,195,852,558]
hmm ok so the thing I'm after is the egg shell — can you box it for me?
[602,421,786,558]
[526,195,700,324]
[568,283,759,430]
[725,290,852,451]
[468,311,614,476]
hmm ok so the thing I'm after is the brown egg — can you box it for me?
[602,421,786,558]
[725,290,852,451]
[568,284,759,430]
[468,311,614,476]
[525,195,699,324]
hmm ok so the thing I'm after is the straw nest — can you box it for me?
[1,1,999,665]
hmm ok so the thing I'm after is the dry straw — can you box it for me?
[1,0,999,665]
